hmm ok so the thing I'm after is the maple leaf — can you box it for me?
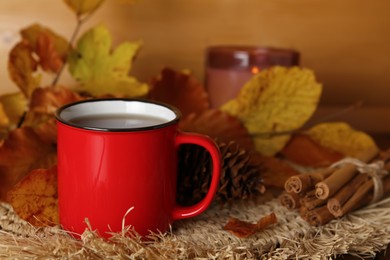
[63,0,105,16]
[29,85,82,115]
[6,166,58,227]
[0,127,57,200]
[8,24,69,97]
[8,42,42,98]
[68,25,148,97]
[221,66,322,156]
[21,86,82,137]
[21,24,69,73]
[150,68,210,117]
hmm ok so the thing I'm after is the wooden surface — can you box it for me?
[0,0,389,106]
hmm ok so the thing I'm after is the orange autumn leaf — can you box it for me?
[21,24,69,73]
[6,166,58,227]
[34,119,58,144]
[8,41,41,98]
[23,86,82,131]
[0,127,57,200]
[35,33,64,72]
[179,109,254,151]
[29,85,83,114]
[223,212,277,238]
[260,156,299,188]
[150,68,210,117]
[281,134,344,167]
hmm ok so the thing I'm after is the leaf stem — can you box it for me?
[51,10,98,86]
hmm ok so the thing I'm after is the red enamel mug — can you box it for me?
[55,99,221,237]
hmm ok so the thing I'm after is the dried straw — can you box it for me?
[1,196,390,259]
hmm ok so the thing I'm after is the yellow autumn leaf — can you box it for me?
[221,66,322,156]
[0,92,27,127]
[63,0,105,16]
[305,122,377,157]
[68,25,148,97]
[0,92,28,139]
[0,104,9,128]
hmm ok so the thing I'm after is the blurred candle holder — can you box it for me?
[205,46,300,107]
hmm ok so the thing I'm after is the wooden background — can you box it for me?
[0,0,390,132]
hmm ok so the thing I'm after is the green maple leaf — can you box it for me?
[68,25,148,97]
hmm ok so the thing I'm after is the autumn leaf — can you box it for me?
[223,212,277,238]
[0,105,9,129]
[179,109,254,151]
[21,24,69,73]
[150,68,210,117]
[281,134,344,167]
[0,92,27,139]
[68,25,148,97]
[6,166,58,227]
[304,122,378,158]
[0,92,27,127]
[29,85,82,114]
[0,127,57,200]
[260,156,299,188]
[63,0,105,16]
[20,86,82,132]
[221,66,322,156]
[8,42,42,97]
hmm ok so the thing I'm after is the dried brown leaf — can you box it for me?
[21,24,69,73]
[223,212,277,238]
[150,68,210,117]
[8,41,41,97]
[260,156,299,188]
[0,127,57,200]
[281,134,344,167]
[29,85,83,114]
[6,166,58,226]
[179,109,254,151]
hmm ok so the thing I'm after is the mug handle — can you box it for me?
[172,131,221,220]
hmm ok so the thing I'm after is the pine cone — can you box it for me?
[177,140,265,205]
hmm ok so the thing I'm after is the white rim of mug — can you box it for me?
[55,98,181,132]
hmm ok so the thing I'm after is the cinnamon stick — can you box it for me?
[279,191,301,210]
[284,168,334,194]
[300,193,326,210]
[315,146,379,200]
[304,175,390,226]
[340,174,390,216]
[327,173,370,217]
[303,205,335,226]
